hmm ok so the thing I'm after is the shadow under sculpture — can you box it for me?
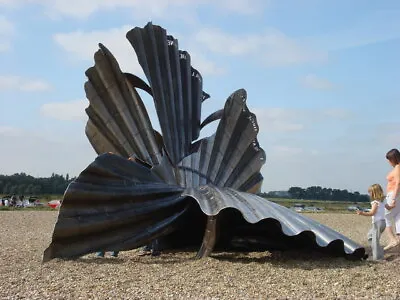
[43,23,366,262]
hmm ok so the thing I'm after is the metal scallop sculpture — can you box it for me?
[43,23,366,262]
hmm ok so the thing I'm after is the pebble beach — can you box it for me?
[1,211,400,299]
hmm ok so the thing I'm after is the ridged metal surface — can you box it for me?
[126,24,205,165]
[200,109,223,129]
[43,22,366,262]
[195,216,218,259]
[43,154,186,262]
[84,43,162,165]
[43,154,365,261]
[184,186,364,256]
[177,89,266,191]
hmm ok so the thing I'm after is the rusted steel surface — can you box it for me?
[43,22,366,262]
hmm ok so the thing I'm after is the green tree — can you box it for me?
[9,185,17,194]
[18,184,26,195]
[32,185,42,195]
[2,182,11,194]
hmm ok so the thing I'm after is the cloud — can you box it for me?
[54,26,223,76]
[0,0,24,7]
[0,0,267,19]
[53,25,144,75]
[254,107,353,136]
[373,121,400,146]
[270,145,304,156]
[189,52,226,75]
[260,107,353,130]
[0,125,23,137]
[256,107,399,192]
[260,135,387,193]
[20,80,52,92]
[0,108,394,195]
[321,109,350,119]
[40,100,88,121]
[0,15,13,35]
[216,0,266,15]
[0,75,51,91]
[305,10,400,52]
[381,132,400,146]
[300,74,335,90]
[254,108,306,133]
[253,107,356,187]
[194,28,326,67]
[43,0,203,19]
[0,15,14,51]
[0,126,96,177]
[195,28,259,55]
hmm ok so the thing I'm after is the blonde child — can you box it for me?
[356,184,386,260]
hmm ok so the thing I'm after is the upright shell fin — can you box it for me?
[84,43,162,166]
[126,23,205,165]
[177,89,266,192]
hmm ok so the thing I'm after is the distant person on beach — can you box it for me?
[10,195,17,207]
[356,184,386,260]
[383,148,400,250]
[96,250,119,258]
[139,239,160,257]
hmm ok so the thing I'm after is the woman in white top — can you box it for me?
[356,184,386,260]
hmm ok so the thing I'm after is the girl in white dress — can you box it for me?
[356,184,386,260]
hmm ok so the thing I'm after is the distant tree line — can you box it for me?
[259,186,369,202]
[1,173,370,202]
[0,173,75,196]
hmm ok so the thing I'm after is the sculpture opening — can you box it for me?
[43,22,366,262]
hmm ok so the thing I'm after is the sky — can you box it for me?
[0,0,399,194]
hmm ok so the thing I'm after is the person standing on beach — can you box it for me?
[356,184,386,260]
[96,250,119,258]
[383,148,400,250]
[139,239,160,257]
